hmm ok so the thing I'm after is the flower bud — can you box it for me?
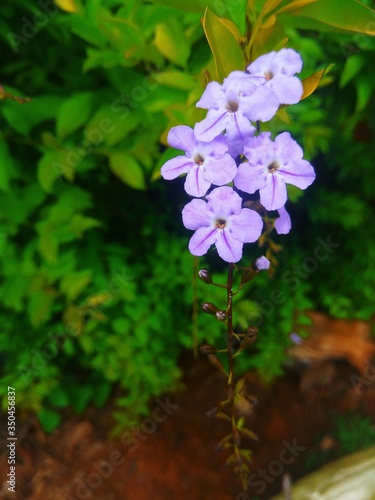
[198,268,212,284]
[252,256,270,271]
[199,344,217,354]
[201,302,219,315]
[215,310,227,322]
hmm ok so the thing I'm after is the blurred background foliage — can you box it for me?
[0,0,374,431]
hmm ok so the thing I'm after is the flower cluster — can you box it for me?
[161,49,315,263]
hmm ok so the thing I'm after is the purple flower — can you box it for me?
[161,125,237,197]
[194,76,279,148]
[290,332,303,345]
[274,206,291,234]
[247,48,303,104]
[182,186,263,263]
[254,256,270,270]
[234,132,315,211]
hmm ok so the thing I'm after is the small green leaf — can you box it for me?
[56,92,95,138]
[60,270,93,301]
[109,152,146,190]
[28,290,55,327]
[340,54,366,88]
[92,383,112,409]
[203,9,244,81]
[225,0,248,35]
[68,385,94,414]
[37,151,59,193]
[155,19,191,67]
[0,142,14,191]
[38,409,62,433]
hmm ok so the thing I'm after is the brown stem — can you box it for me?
[226,263,235,387]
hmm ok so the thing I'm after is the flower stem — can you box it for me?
[227,262,235,387]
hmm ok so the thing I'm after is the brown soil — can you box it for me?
[1,354,375,500]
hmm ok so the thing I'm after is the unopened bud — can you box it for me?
[201,302,219,315]
[198,268,212,284]
[252,256,270,271]
[215,310,227,321]
[199,344,217,354]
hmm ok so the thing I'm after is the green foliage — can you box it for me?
[0,0,374,431]
[304,413,375,472]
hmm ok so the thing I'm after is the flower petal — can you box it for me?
[206,186,242,217]
[277,160,316,190]
[241,86,279,122]
[247,51,276,75]
[260,173,287,210]
[215,230,243,262]
[274,132,303,161]
[184,165,211,197]
[203,154,237,186]
[225,111,255,146]
[188,226,217,256]
[234,163,267,194]
[273,48,303,76]
[275,206,291,234]
[182,198,210,230]
[167,125,197,154]
[229,209,263,243]
[267,74,303,104]
[194,108,228,142]
[196,81,224,109]
[198,135,228,158]
[161,156,194,180]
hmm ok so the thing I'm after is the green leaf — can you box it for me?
[226,0,248,35]
[56,92,95,138]
[203,9,244,81]
[155,19,191,67]
[47,386,70,408]
[37,151,60,193]
[109,152,146,190]
[28,290,55,327]
[60,270,93,301]
[1,95,63,136]
[286,0,375,35]
[92,382,112,409]
[154,71,197,90]
[85,106,140,148]
[0,275,29,311]
[38,149,80,192]
[37,409,62,433]
[68,385,94,414]
[340,54,366,88]
[0,142,15,191]
[356,74,373,112]
[83,48,124,72]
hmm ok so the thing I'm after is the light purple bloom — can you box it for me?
[247,48,303,105]
[290,332,303,345]
[182,186,263,263]
[234,132,315,211]
[274,206,291,234]
[254,256,270,270]
[161,125,237,197]
[194,77,279,148]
